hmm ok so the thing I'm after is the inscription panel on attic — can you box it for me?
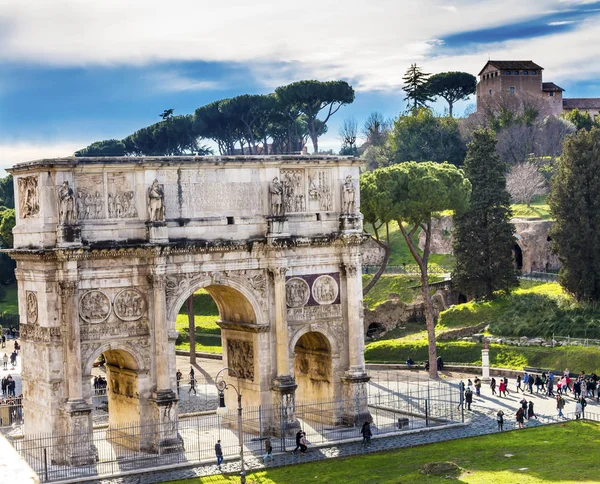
[156,168,263,218]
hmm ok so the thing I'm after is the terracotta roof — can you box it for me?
[542,82,564,92]
[478,60,543,75]
[563,98,600,110]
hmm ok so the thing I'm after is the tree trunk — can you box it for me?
[363,223,391,296]
[398,220,438,379]
[187,294,196,365]
[311,133,319,154]
[448,101,453,118]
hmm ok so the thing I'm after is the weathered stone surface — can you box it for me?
[6,155,370,458]
[418,215,560,273]
[360,236,386,266]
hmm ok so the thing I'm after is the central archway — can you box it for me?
[293,332,333,403]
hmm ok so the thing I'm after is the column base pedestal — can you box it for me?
[146,390,184,454]
[271,376,300,437]
[339,214,362,233]
[341,371,372,426]
[266,216,290,241]
[54,399,97,466]
[146,221,169,244]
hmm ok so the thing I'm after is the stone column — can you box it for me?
[147,271,182,454]
[341,257,371,426]
[58,277,96,465]
[481,345,490,382]
[269,266,299,436]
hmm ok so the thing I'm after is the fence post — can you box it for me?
[425,399,429,427]
[44,447,48,482]
[259,406,263,439]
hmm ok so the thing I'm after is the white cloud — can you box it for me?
[548,20,576,25]
[147,72,221,92]
[0,141,82,172]
[1,0,597,92]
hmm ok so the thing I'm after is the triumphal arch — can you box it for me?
[7,155,369,463]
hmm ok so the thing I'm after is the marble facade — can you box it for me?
[6,155,369,462]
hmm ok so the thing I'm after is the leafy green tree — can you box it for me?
[0,208,15,248]
[452,129,518,300]
[194,100,246,155]
[0,175,14,208]
[75,139,127,157]
[275,80,355,153]
[160,108,174,120]
[549,127,600,301]
[562,109,597,132]
[362,112,391,148]
[360,173,391,294]
[425,72,476,117]
[389,108,466,166]
[363,162,471,377]
[402,64,431,110]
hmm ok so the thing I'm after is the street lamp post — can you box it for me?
[215,367,246,484]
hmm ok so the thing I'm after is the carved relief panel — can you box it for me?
[227,339,254,381]
[79,290,111,323]
[18,176,40,219]
[286,273,341,322]
[75,174,105,220]
[113,289,146,321]
[308,169,332,212]
[281,169,306,213]
[26,291,38,324]
[107,172,138,219]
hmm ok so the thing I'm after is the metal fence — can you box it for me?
[518,271,559,282]
[8,383,460,482]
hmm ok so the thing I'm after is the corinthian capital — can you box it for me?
[343,263,359,278]
[147,273,166,288]
[59,280,77,297]
[268,267,288,281]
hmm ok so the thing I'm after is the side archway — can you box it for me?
[291,330,335,404]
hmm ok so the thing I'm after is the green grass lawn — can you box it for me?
[0,283,19,315]
[167,421,600,484]
[362,274,445,309]
[176,289,222,353]
[511,195,552,220]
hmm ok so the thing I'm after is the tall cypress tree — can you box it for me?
[452,129,518,299]
[549,127,600,301]
[402,64,431,110]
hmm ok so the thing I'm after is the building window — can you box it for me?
[513,71,519,75]
[505,71,511,75]
[523,71,529,75]
[510,87,515,94]
[489,89,493,95]
[531,70,537,75]
[549,91,554,97]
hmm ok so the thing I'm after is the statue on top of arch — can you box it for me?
[147,179,165,222]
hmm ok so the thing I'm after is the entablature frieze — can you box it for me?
[3,233,366,262]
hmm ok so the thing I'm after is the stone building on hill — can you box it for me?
[476,60,599,119]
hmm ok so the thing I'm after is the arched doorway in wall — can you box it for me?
[168,279,264,413]
[514,244,523,271]
[293,331,333,404]
[84,346,149,451]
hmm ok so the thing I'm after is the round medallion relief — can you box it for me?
[114,289,147,321]
[285,277,310,308]
[26,291,38,324]
[312,275,339,305]
[79,290,111,324]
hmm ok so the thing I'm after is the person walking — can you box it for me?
[578,396,587,418]
[299,432,308,455]
[490,377,497,395]
[263,437,274,463]
[215,440,223,469]
[465,387,473,411]
[575,400,583,419]
[176,369,182,393]
[292,430,303,454]
[516,375,523,392]
[520,398,528,418]
[523,372,529,391]
[496,410,504,431]
[2,353,7,370]
[528,401,537,420]
[360,421,372,446]
[516,407,525,428]
[503,376,510,394]
[499,379,506,398]
[188,374,197,395]
[1,334,5,348]
[528,374,535,393]
[556,394,565,418]
[474,377,481,397]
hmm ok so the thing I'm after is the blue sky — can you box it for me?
[1,0,600,169]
